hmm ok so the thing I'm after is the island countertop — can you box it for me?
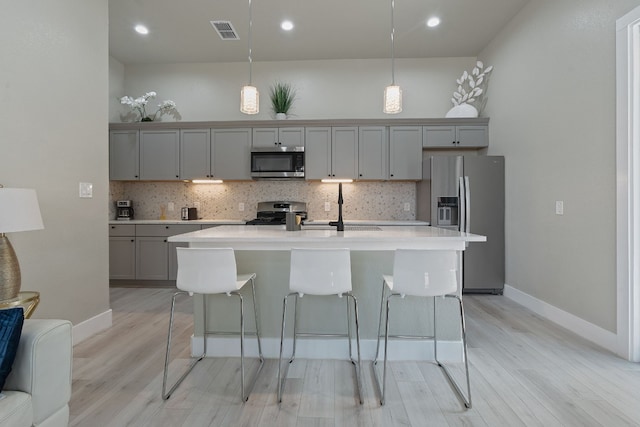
[168,225,486,251]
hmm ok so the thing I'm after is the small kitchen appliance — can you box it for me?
[250,147,305,179]
[116,200,134,221]
[246,201,307,225]
[181,207,198,220]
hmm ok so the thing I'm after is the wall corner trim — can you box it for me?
[72,309,113,346]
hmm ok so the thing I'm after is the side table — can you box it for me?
[0,291,40,318]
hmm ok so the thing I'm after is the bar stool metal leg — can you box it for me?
[347,293,363,404]
[435,295,472,408]
[162,291,207,400]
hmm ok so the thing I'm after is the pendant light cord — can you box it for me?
[248,0,253,85]
[390,0,395,85]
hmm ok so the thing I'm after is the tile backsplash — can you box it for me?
[109,181,416,221]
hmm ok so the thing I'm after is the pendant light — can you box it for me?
[240,0,259,114]
[383,0,402,114]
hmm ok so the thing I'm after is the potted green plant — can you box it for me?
[269,82,296,119]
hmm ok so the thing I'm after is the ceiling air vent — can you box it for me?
[210,21,240,40]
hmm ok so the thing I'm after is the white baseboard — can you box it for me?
[191,336,464,362]
[72,309,113,346]
[503,284,618,352]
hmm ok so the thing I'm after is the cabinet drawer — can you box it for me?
[135,224,201,237]
[109,224,135,237]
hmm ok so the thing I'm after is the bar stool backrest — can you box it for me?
[289,248,352,295]
[176,247,239,294]
[392,249,458,297]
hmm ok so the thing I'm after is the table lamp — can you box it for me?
[0,186,44,301]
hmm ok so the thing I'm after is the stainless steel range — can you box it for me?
[246,201,308,225]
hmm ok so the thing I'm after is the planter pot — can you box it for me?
[445,103,478,118]
[275,113,287,120]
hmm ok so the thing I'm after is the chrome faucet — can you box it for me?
[329,183,345,231]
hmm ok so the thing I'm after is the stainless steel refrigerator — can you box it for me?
[417,155,505,294]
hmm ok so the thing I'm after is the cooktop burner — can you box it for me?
[246,200,307,225]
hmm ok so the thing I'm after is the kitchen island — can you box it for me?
[169,225,485,361]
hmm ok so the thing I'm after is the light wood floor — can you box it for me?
[70,287,640,426]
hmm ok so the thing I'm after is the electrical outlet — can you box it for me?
[239,202,245,212]
[324,202,331,211]
[555,200,564,215]
[168,202,174,212]
[194,201,200,209]
[404,202,411,211]
[79,182,93,198]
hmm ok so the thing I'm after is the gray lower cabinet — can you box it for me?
[108,224,136,279]
[423,125,488,148]
[389,126,423,180]
[109,224,201,281]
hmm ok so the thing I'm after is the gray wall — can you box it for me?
[480,0,639,332]
[0,1,110,324]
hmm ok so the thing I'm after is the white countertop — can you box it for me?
[108,219,246,225]
[304,219,429,226]
[168,225,485,251]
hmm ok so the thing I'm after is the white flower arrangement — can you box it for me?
[450,61,493,113]
[120,91,177,122]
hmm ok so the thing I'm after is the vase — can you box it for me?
[275,113,287,120]
[445,103,478,118]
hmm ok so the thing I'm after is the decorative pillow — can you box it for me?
[0,307,24,392]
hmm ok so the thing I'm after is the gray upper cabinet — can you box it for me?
[180,129,211,180]
[212,128,252,180]
[423,125,488,148]
[389,126,423,180]
[139,130,180,180]
[252,127,304,148]
[109,130,139,180]
[358,126,388,180]
[305,127,358,180]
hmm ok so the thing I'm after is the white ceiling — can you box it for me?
[109,0,530,65]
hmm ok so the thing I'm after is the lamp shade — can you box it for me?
[0,188,44,233]
[384,85,402,114]
[241,85,259,114]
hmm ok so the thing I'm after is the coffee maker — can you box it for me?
[116,200,134,220]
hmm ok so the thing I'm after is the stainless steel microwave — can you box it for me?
[250,147,304,179]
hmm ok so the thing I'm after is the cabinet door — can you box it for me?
[305,127,332,180]
[181,129,211,180]
[109,130,139,180]
[252,128,279,148]
[212,128,252,180]
[457,126,488,147]
[389,126,423,180]
[331,127,359,179]
[358,126,388,180]
[140,130,180,180]
[423,126,457,148]
[109,236,136,279]
[278,127,304,147]
[135,236,168,280]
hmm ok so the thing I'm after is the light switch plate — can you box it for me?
[79,182,93,198]
[555,200,564,215]
[324,202,331,211]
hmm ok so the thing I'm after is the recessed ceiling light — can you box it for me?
[426,17,440,28]
[281,20,294,31]
[134,24,149,35]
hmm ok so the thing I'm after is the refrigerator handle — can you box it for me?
[458,176,466,233]
[464,176,471,233]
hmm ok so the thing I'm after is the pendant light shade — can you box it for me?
[240,85,259,115]
[384,85,402,114]
[383,0,402,114]
[241,0,259,114]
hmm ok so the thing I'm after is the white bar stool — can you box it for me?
[372,249,471,408]
[162,247,264,401]
[277,248,362,404]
